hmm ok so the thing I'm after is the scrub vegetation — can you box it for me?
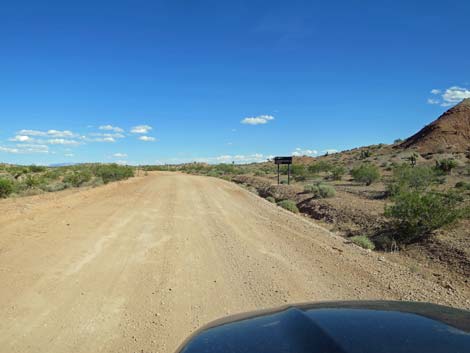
[0,163,134,198]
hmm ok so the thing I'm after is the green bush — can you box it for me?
[351,164,380,185]
[330,166,346,180]
[435,159,458,174]
[304,183,336,198]
[350,235,375,250]
[277,200,299,213]
[41,181,68,192]
[360,150,372,159]
[455,181,470,190]
[0,178,14,198]
[291,164,307,181]
[24,175,41,188]
[93,164,134,184]
[64,170,92,187]
[266,196,276,203]
[7,166,29,179]
[213,163,238,175]
[387,164,437,197]
[405,152,419,167]
[28,165,46,173]
[385,190,466,243]
[308,161,332,174]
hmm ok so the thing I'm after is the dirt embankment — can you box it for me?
[0,172,469,353]
[231,174,470,281]
[232,175,387,236]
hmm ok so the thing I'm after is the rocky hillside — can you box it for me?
[400,98,470,153]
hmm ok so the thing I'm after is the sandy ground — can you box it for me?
[0,172,468,353]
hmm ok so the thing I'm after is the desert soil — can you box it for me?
[0,172,468,353]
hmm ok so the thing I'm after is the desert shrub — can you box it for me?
[435,159,458,174]
[277,200,299,213]
[350,235,375,250]
[266,196,276,203]
[41,181,68,192]
[7,166,29,179]
[394,138,403,144]
[280,179,288,185]
[43,169,61,180]
[24,175,41,188]
[291,164,307,181]
[455,181,470,190]
[63,170,92,187]
[304,183,336,198]
[93,164,134,184]
[330,166,346,180]
[360,150,372,159]
[207,169,223,177]
[213,163,238,175]
[351,164,380,185]
[404,152,419,167]
[308,161,332,174]
[28,165,46,173]
[0,178,14,198]
[387,164,437,197]
[384,190,466,243]
[254,170,265,177]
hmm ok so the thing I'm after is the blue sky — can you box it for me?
[1,0,469,165]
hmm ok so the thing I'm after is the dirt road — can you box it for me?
[0,172,468,353]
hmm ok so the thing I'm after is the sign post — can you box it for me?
[273,157,293,185]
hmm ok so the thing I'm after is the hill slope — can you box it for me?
[400,98,470,153]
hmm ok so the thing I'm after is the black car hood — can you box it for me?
[177,301,470,353]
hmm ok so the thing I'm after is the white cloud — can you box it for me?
[138,136,156,142]
[131,125,152,134]
[241,115,275,125]
[89,132,125,139]
[0,144,50,154]
[16,144,49,154]
[427,98,440,105]
[47,130,76,138]
[18,129,46,136]
[65,153,74,157]
[46,139,81,145]
[113,153,128,158]
[116,160,128,165]
[427,86,470,107]
[442,86,470,104]
[17,129,77,138]
[9,135,32,142]
[93,137,116,143]
[99,125,124,132]
[0,146,19,153]
[323,149,338,155]
[292,148,318,157]
[210,153,267,163]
